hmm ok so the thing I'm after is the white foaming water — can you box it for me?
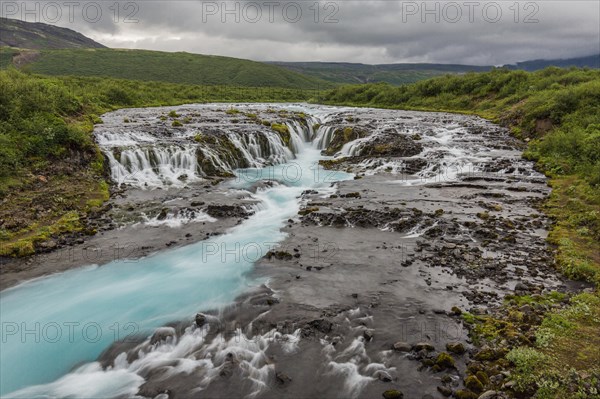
[143,209,217,228]
[357,158,406,175]
[1,109,353,396]
[98,117,300,189]
[95,130,157,146]
[106,146,200,188]
[7,324,302,399]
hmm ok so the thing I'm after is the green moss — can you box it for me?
[299,207,319,216]
[381,390,403,399]
[271,123,291,147]
[172,120,183,127]
[323,126,367,155]
[454,390,478,399]
[168,110,179,118]
[435,352,456,369]
[446,342,465,354]
[475,371,489,386]
[477,211,490,220]
[464,375,484,393]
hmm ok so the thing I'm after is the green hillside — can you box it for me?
[270,61,491,85]
[272,58,599,86]
[0,17,105,49]
[7,48,332,89]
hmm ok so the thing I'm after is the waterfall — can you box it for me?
[314,125,337,150]
[340,137,371,157]
[105,146,200,188]
[98,127,297,189]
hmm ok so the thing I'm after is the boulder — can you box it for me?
[392,341,412,352]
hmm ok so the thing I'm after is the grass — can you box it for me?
[507,293,600,398]
[6,47,332,89]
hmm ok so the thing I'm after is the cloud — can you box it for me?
[3,0,599,64]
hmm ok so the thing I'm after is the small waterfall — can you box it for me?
[306,115,321,141]
[314,125,337,150]
[106,146,200,188]
[340,137,371,157]
[283,121,305,154]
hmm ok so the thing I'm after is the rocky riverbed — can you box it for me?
[1,104,581,399]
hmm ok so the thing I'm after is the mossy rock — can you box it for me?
[414,342,435,352]
[446,342,466,354]
[454,390,478,399]
[464,375,484,393]
[382,389,403,399]
[477,212,490,220]
[475,371,489,385]
[474,348,500,361]
[271,123,291,147]
[324,126,368,155]
[299,207,319,216]
[435,352,456,369]
[451,306,463,316]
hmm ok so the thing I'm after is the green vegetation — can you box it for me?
[505,293,600,398]
[0,68,321,256]
[7,48,331,89]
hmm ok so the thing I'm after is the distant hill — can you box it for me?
[269,61,491,85]
[4,48,331,89]
[0,17,105,49]
[272,56,600,85]
[505,54,600,71]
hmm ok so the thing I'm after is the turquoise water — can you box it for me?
[0,144,351,396]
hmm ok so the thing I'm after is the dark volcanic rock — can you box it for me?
[205,205,249,218]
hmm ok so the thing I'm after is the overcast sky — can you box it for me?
[3,1,599,64]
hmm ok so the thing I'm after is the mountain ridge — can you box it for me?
[0,17,106,49]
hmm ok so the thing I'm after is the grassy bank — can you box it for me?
[321,67,600,398]
[0,69,320,256]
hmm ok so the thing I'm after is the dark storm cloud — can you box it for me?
[2,0,599,64]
